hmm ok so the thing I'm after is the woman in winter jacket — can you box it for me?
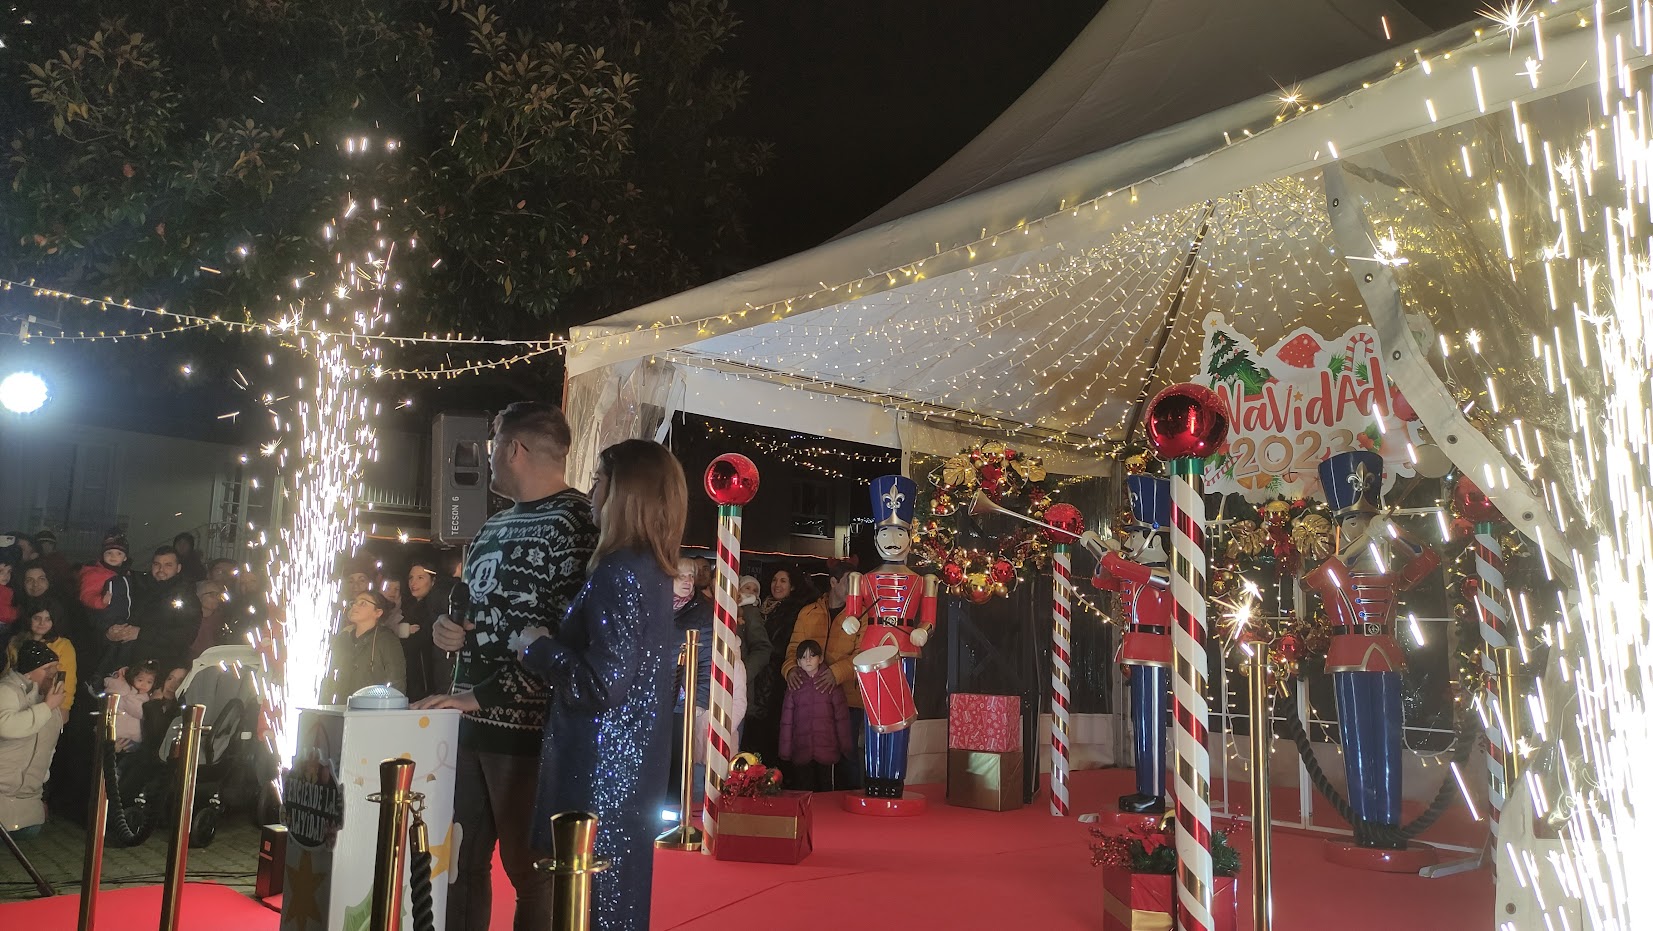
[323,591,405,703]
[779,639,853,792]
[0,640,68,834]
[744,566,825,768]
[6,600,77,714]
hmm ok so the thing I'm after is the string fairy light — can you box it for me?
[0,277,562,351]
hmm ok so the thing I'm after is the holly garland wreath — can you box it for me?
[915,441,1057,602]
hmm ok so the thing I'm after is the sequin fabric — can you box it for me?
[524,548,675,931]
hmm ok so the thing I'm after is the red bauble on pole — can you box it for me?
[1145,383,1229,931]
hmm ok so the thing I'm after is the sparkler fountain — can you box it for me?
[259,136,401,767]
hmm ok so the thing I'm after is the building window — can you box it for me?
[791,480,834,538]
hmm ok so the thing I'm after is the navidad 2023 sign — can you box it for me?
[1197,313,1422,501]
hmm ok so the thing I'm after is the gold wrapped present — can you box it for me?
[945,749,1023,811]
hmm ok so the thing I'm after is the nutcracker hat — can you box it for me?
[869,475,917,530]
[1124,475,1171,530]
[1319,450,1384,516]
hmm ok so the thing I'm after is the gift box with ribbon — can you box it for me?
[948,692,1021,752]
[712,790,813,864]
[1100,870,1238,931]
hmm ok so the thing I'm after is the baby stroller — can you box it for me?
[106,646,275,848]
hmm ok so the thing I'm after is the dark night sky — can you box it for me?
[724,1,1107,262]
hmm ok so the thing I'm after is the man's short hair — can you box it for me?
[208,557,238,571]
[495,401,572,463]
[153,545,180,559]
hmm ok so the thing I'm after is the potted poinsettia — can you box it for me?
[1092,821,1241,930]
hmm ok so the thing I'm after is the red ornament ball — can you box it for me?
[991,559,1016,584]
[1461,577,1481,601]
[1278,634,1305,662]
[704,453,761,506]
[1144,383,1229,460]
[1043,503,1084,544]
[1453,477,1503,524]
[942,562,966,587]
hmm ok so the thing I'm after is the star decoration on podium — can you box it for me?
[283,848,326,928]
[428,820,459,879]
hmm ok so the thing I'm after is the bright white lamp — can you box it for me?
[0,371,49,414]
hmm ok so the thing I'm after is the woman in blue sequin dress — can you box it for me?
[520,439,686,931]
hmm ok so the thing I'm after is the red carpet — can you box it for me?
[2,769,1492,930]
[638,768,1492,930]
[0,882,273,930]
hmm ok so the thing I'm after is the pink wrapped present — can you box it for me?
[948,693,1021,752]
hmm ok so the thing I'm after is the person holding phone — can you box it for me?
[0,640,67,837]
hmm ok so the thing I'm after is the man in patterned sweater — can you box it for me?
[415,401,597,931]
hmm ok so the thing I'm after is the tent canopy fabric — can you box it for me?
[843,0,1432,235]
[567,1,1605,463]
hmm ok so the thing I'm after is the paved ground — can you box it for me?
[1,814,263,903]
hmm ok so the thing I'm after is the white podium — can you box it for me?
[279,705,463,931]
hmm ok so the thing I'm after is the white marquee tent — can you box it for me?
[567,3,1646,920]
[568,0,1609,550]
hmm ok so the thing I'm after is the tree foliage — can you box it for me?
[0,0,768,336]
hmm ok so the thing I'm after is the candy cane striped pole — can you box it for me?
[1474,521,1510,836]
[1169,457,1214,931]
[1050,544,1073,817]
[701,505,742,854]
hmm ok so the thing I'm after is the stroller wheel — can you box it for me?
[109,793,156,848]
[190,798,222,848]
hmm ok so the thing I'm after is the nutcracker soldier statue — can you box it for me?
[1302,450,1441,866]
[841,475,939,812]
[1083,475,1174,815]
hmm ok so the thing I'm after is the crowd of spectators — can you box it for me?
[0,412,870,931]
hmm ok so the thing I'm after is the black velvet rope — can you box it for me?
[1273,688,1473,848]
[408,812,436,931]
[101,739,156,847]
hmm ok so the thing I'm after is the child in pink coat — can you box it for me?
[103,662,158,750]
[779,640,852,791]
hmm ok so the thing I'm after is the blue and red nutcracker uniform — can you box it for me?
[1305,450,1440,844]
[1093,547,1173,810]
[1090,474,1173,813]
[844,568,936,798]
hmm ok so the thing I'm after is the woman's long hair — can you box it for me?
[591,439,687,576]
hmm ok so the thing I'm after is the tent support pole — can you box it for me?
[1121,201,1214,446]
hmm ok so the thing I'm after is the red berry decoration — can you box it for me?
[1145,383,1230,460]
[705,453,761,506]
[1461,577,1481,600]
[943,562,965,587]
[1453,477,1503,524]
[1043,503,1084,544]
[991,559,1015,584]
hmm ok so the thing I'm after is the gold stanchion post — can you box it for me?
[1494,646,1522,789]
[158,703,207,931]
[541,811,609,931]
[655,629,703,851]
[78,694,119,931]
[1247,649,1273,931]
[369,758,418,931]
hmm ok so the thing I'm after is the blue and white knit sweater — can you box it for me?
[454,489,598,755]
